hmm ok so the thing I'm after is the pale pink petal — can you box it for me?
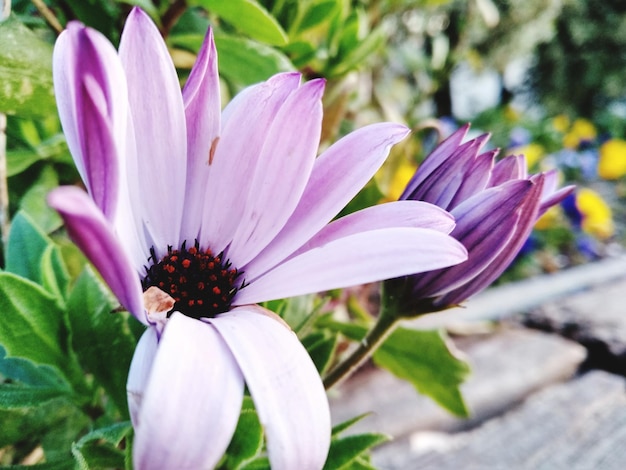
[293,200,455,255]
[199,73,302,254]
[180,28,221,243]
[227,79,325,267]
[127,327,158,427]
[48,186,145,323]
[133,313,244,470]
[119,7,187,253]
[208,307,330,470]
[242,123,410,280]
[235,227,467,305]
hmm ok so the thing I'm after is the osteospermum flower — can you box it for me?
[384,124,574,315]
[48,8,468,469]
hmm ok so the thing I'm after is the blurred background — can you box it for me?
[3,0,626,279]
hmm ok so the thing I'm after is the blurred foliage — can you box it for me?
[528,0,626,121]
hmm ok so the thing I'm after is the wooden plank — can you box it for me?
[329,327,586,439]
[383,371,626,469]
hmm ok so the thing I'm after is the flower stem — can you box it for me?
[323,308,398,389]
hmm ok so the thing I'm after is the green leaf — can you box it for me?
[221,397,263,469]
[66,267,139,416]
[19,165,63,234]
[0,346,70,389]
[4,211,68,300]
[239,457,270,470]
[373,327,470,417]
[192,0,288,46]
[328,25,386,77]
[0,16,56,118]
[0,272,68,375]
[171,33,294,88]
[114,0,159,18]
[318,318,470,417]
[6,148,43,176]
[1,461,75,470]
[0,383,70,409]
[5,211,51,283]
[61,0,120,41]
[323,433,388,470]
[331,413,370,437]
[297,0,341,34]
[40,244,70,304]
[302,331,337,374]
[71,422,132,470]
[0,393,86,452]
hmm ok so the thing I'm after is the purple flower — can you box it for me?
[385,123,574,314]
[48,8,467,469]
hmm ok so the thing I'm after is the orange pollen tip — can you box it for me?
[182,259,191,268]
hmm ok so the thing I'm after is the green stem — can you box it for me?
[323,308,398,389]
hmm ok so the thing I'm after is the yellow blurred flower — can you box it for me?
[508,142,545,169]
[598,138,626,180]
[384,159,418,202]
[576,188,614,239]
[563,118,597,149]
[534,205,561,230]
[552,114,570,133]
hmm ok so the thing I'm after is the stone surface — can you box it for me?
[329,327,586,439]
[379,371,626,469]
[525,276,626,371]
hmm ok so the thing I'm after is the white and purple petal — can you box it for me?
[119,7,188,253]
[235,227,467,305]
[180,28,221,243]
[242,123,410,280]
[199,73,302,254]
[133,313,244,470]
[208,307,330,470]
[227,79,325,267]
[47,186,145,322]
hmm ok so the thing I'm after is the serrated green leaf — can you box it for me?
[72,422,132,470]
[323,433,388,470]
[221,397,263,469]
[0,394,86,452]
[66,267,138,416]
[0,346,70,389]
[0,16,56,118]
[192,0,288,46]
[0,383,70,409]
[0,272,67,374]
[302,331,337,374]
[373,327,470,417]
[1,461,75,470]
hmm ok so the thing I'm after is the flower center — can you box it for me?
[142,241,245,319]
